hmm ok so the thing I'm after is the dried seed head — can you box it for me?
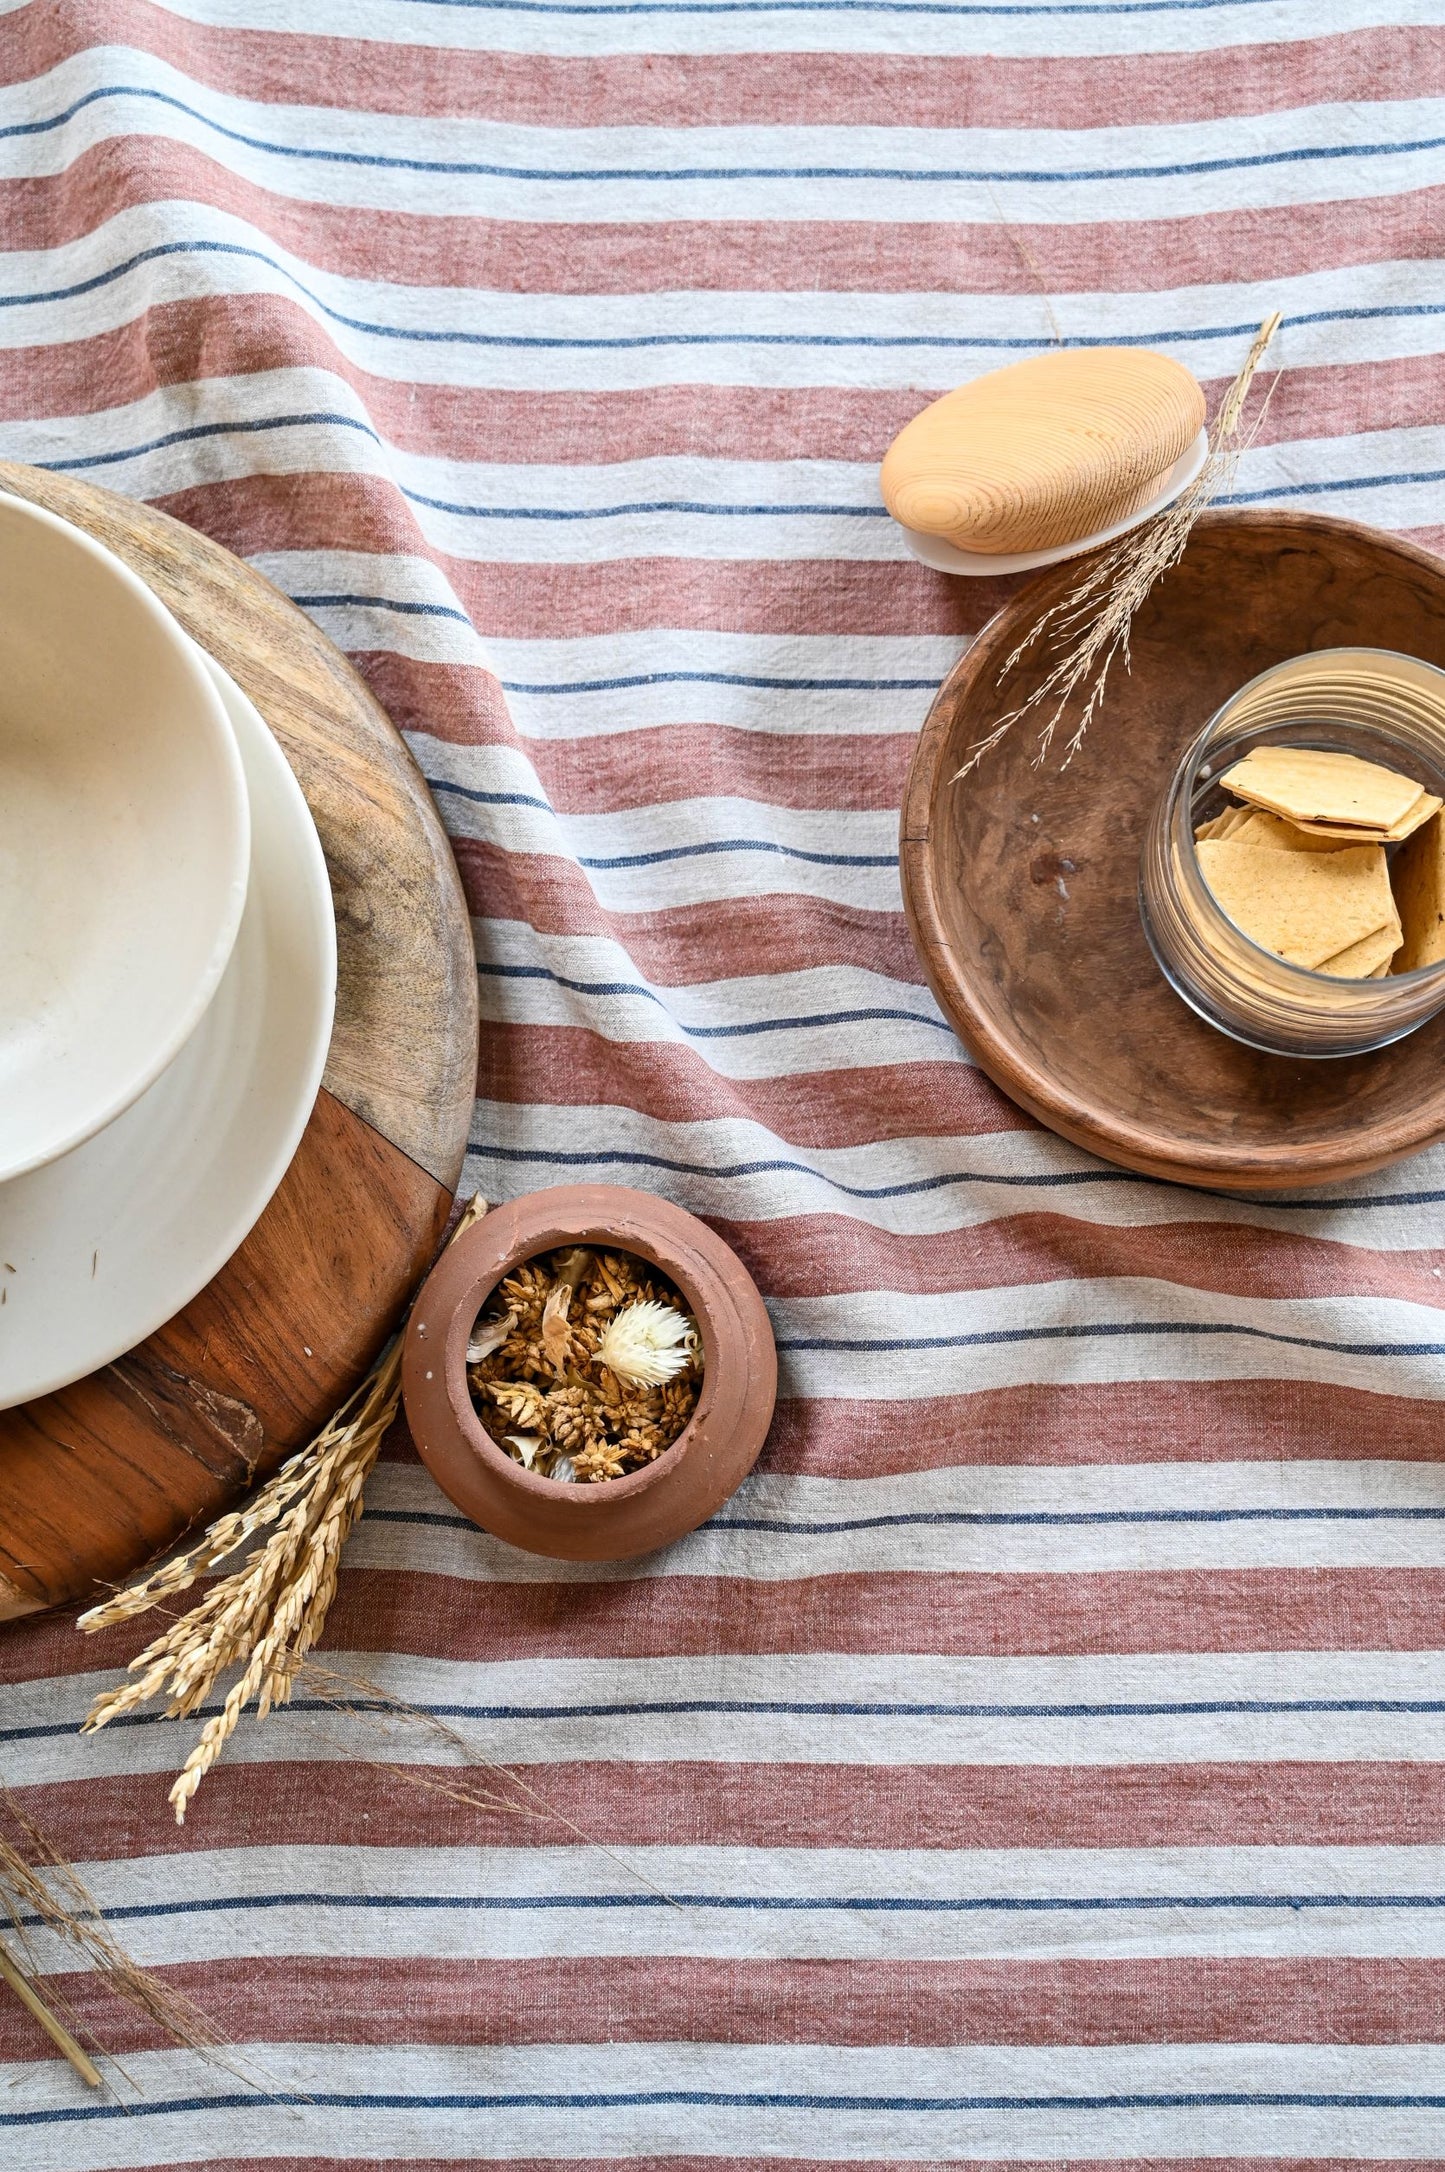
[489,1380,547,1431]
[597,1300,696,1387]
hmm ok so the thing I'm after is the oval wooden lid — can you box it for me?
[880,349,1206,557]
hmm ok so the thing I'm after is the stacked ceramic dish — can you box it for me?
[0,494,336,1409]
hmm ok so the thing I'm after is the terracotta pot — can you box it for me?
[401,1185,777,1560]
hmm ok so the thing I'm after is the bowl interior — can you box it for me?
[902,513,1445,1184]
[0,496,249,1178]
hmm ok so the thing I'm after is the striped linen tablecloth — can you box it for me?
[5,0,1445,2165]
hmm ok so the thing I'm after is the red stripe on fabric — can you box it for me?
[509,729,916,823]
[473,1023,1028,1144]
[761,1380,1445,1474]
[153,471,997,640]
[157,489,993,645]
[706,1213,1445,1308]
[377,669,918,819]
[15,1759,1445,1855]
[5,1954,1445,2063]
[6,3,1439,124]
[3,133,1443,298]
[458,843,923,989]
[245,1566,1445,1663]
[16,1567,1445,1683]
[6,296,1437,473]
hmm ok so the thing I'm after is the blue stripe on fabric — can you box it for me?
[5,82,1443,186]
[23,1890,1445,1927]
[296,591,474,624]
[495,670,943,694]
[470,1141,1140,1193]
[291,604,943,691]
[430,784,553,811]
[474,962,947,1039]
[366,1502,1445,1539]
[716,1504,1445,1530]
[32,413,889,522]
[11,1687,1445,1759]
[465,1142,1445,1214]
[4,233,1444,358]
[33,409,381,471]
[10,2085,1445,2130]
[359,1501,1445,1535]
[30,415,1445,527]
[577,839,894,870]
[407,493,890,520]
[467,1141,1445,1212]
[442,787,898,866]
[1225,467,1445,504]
[404,782,906,879]
[776,1320,1445,1358]
[11,1695,1445,1750]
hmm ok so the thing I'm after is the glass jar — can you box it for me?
[1139,647,1445,1058]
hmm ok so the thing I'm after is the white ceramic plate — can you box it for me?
[0,655,336,1409]
[0,495,250,1181]
[898,428,1209,576]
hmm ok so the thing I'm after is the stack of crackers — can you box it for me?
[1194,746,1445,979]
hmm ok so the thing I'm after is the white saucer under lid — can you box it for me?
[0,650,336,1409]
[899,429,1208,578]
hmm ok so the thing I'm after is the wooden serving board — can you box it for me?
[902,511,1445,1191]
[0,464,477,1619]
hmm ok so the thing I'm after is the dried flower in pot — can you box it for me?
[467,1244,702,1483]
[401,1186,777,1560]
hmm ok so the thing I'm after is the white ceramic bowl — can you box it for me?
[0,494,250,1181]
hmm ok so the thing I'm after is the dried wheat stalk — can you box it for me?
[955,311,1283,779]
[77,1195,489,1824]
[0,1935,102,2087]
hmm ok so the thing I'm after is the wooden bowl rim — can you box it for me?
[900,509,1445,1190]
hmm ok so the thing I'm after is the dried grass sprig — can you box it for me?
[295,1660,686,1912]
[0,1785,238,2084]
[955,311,1283,780]
[76,1196,489,1824]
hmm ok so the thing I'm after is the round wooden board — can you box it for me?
[0,464,478,1619]
[902,511,1445,1191]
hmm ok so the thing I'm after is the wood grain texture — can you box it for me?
[0,462,478,1187]
[901,511,1445,1190]
[0,464,475,1617]
[0,1091,450,1619]
[880,350,1205,556]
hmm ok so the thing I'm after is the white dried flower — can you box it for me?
[467,1309,516,1364]
[596,1300,695,1387]
[503,1432,542,1470]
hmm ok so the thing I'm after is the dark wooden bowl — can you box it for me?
[901,512,1445,1190]
[402,1186,777,1560]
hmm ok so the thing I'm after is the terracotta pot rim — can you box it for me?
[401,1184,777,1559]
